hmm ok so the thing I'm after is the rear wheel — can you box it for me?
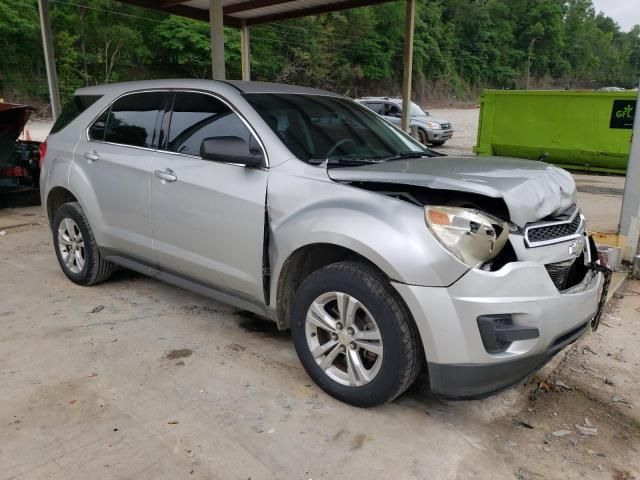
[53,202,115,286]
[291,261,422,407]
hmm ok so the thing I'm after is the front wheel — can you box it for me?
[291,261,423,407]
[417,128,428,146]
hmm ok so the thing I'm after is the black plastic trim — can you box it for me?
[428,320,589,399]
[100,247,275,320]
[477,314,539,353]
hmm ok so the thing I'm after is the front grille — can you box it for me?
[545,252,588,290]
[545,260,575,289]
[525,208,583,247]
[440,123,452,130]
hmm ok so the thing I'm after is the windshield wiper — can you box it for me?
[308,157,382,167]
[373,150,441,162]
[310,150,443,167]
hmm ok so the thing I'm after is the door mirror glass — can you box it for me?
[200,136,264,167]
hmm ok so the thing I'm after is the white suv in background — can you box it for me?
[357,96,453,147]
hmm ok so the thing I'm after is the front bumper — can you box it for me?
[393,260,602,398]
[426,129,453,143]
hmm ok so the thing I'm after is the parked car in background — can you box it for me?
[0,102,42,208]
[356,96,453,146]
[0,103,41,188]
[41,79,604,407]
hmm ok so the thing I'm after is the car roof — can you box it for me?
[75,79,341,98]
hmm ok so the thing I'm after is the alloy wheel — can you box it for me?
[57,217,85,274]
[305,291,383,387]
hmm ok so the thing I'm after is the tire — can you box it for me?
[291,261,423,407]
[52,201,115,286]
[417,128,428,146]
[430,140,445,147]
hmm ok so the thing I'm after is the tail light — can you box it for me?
[38,140,47,168]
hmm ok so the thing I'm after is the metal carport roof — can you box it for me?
[122,0,397,26]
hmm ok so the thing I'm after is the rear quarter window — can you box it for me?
[50,95,102,134]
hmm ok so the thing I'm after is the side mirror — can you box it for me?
[200,136,264,167]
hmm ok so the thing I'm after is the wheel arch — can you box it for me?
[274,242,390,331]
[46,186,78,228]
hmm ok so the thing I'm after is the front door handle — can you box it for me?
[154,168,177,183]
[83,151,99,163]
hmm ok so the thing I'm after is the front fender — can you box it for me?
[267,165,469,307]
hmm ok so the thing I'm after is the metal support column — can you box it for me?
[619,80,640,260]
[37,0,61,120]
[400,0,415,133]
[209,0,225,80]
[240,20,250,81]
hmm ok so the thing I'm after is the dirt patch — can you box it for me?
[165,348,193,360]
[489,381,640,479]
[0,222,43,234]
[237,313,290,341]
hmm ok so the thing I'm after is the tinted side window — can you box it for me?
[364,102,383,115]
[167,92,251,156]
[104,92,166,148]
[50,95,102,134]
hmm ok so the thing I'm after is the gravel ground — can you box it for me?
[428,107,480,156]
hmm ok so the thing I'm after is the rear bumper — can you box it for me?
[393,260,601,398]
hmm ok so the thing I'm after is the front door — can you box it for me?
[150,91,268,301]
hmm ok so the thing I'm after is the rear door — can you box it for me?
[73,91,168,263]
[362,102,384,115]
[149,91,268,301]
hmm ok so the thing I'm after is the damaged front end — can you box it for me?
[325,156,610,397]
[327,157,602,300]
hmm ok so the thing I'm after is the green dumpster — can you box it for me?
[474,90,637,174]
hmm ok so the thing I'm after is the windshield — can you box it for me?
[244,93,430,164]
[409,102,427,116]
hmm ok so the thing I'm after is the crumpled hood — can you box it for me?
[327,156,577,227]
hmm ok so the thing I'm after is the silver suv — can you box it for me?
[41,80,603,407]
[356,97,453,146]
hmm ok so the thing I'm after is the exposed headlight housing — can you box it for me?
[425,206,510,267]
[425,121,441,129]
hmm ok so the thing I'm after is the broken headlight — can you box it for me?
[424,206,510,267]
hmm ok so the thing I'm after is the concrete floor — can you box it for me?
[1,206,639,480]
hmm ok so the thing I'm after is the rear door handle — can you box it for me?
[83,151,99,163]
[154,168,177,183]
